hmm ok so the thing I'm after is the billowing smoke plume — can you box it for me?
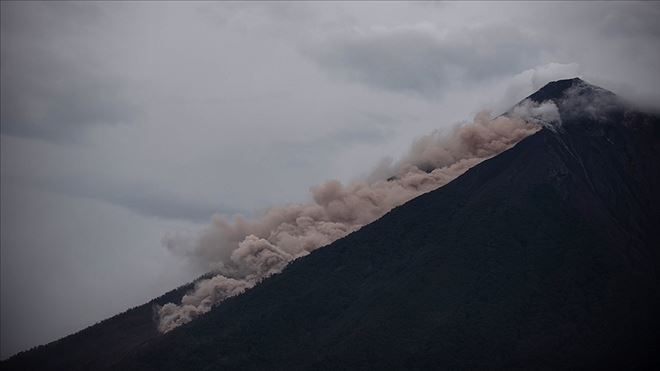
[156,101,558,332]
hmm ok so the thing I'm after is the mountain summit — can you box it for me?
[521,77,643,132]
[527,77,591,103]
[4,79,660,370]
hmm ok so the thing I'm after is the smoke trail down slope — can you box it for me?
[157,101,557,332]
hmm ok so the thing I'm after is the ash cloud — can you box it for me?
[156,103,556,332]
[509,100,562,130]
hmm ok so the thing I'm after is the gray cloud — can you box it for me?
[100,190,239,223]
[304,23,539,95]
[0,2,140,142]
[3,173,238,223]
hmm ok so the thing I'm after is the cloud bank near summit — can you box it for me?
[304,23,540,96]
[157,101,557,332]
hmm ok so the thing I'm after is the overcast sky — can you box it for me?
[2,1,659,359]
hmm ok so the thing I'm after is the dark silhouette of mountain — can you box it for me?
[528,77,588,102]
[4,78,660,370]
[0,274,214,371]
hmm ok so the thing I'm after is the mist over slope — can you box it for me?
[3,78,659,370]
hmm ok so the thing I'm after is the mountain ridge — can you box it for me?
[527,77,588,103]
[116,118,659,369]
[4,78,659,370]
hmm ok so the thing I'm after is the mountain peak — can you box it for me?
[528,77,588,103]
[512,77,628,130]
[4,75,659,371]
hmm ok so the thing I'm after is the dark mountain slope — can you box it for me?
[1,275,215,371]
[4,79,659,370]
[112,80,660,370]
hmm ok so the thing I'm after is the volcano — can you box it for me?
[4,78,660,370]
